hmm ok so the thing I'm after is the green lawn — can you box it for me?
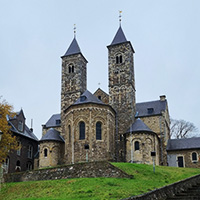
[1,163,200,200]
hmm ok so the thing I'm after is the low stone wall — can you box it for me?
[4,161,133,183]
[122,174,200,200]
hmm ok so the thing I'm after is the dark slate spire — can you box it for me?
[110,26,127,45]
[63,37,81,57]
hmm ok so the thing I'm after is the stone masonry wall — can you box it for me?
[63,103,116,164]
[4,161,133,183]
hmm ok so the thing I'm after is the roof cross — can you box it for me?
[74,24,76,38]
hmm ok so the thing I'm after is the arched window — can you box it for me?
[79,121,85,140]
[135,141,139,151]
[96,122,102,140]
[44,148,48,157]
[68,125,71,143]
[27,162,33,170]
[116,54,123,64]
[192,152,197,162]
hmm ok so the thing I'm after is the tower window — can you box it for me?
[68,64,74,73]
[135,141,139,151]
[79,121,85,140]
[116,54,123,64]
[96,122,102,140]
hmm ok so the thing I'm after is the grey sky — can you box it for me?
[1,0,200,139]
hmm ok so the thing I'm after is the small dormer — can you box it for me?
[17,109,25,132]
[147,108,154,114]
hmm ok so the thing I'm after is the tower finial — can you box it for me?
[74,24,76,38]
[119,10,122,26]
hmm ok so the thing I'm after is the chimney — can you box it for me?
[160,95,166,101]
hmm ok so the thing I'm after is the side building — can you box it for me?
[4,109,38,173]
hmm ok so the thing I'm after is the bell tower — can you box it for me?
[61,34,87,122]
[107,24,136,160]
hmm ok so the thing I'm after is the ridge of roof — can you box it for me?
[110,26,127,45]
[167,137,200,151]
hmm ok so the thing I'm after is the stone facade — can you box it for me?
[63,103,116,164]
[167,149,200,168]
[39,141,64,168]
[39,25,171,168]
[126,132,160,165]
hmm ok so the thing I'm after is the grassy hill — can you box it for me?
[1,163,200,200]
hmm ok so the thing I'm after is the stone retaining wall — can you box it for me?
[4,161,133,183]
[122,173,200,200]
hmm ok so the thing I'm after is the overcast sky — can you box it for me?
[1,0,200,139]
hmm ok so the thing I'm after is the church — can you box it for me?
[39,23,170,168]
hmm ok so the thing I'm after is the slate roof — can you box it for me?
[136,100,167,117]
[8,117,38,141]
[40,128,64,142]
[63,37,81,56]
[44,114,61,128]
[73,90,105,106]
[126,118,154,134]
[110,26,127,45]
[167,137,200,151]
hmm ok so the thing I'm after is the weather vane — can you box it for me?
[74,24,76,38]
[98,82,101,87]
[119,10,122,26]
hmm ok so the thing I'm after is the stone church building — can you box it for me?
[39,24,170,168]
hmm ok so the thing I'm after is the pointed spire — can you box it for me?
[110,26,127,45]
[63,37,81,57]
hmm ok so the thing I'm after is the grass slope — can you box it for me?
[1,163,200,200]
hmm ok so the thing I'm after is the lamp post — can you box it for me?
[151,151,156,173]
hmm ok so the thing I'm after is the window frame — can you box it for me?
[96,121,102,140]
[191,152,198,163]
[28,144,33,159]
[79,121,85,140]
[134,141,140,151]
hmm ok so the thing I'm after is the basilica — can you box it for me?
[39,24,170,168]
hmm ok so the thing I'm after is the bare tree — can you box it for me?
[170,118,198,139]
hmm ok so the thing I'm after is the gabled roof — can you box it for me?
[8,118,38,141]
[136,100,167,117]
[73,90,105,106]
[110,26,127,45]
[40,128,64,143]
[63,37,81,56]
[44,114,61,128]
[167,137,200,151]
[126,118,154,134]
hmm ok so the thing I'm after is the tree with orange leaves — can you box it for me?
[0,98,18,164]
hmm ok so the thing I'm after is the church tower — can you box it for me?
[107,25,136,160]
[61,35,88,122]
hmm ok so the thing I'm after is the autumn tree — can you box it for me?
[170,118,198,139]
[0,98,18,164]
